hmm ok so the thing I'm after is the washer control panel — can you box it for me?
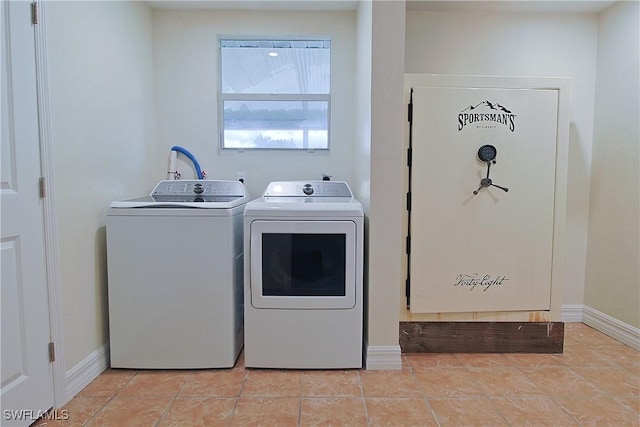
[263,181,353,197]
[152,180,246,197]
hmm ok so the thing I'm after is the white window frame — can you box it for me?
[218,37,331,151]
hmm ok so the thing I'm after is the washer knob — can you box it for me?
[302,183,314,195]
[193,183,204,194]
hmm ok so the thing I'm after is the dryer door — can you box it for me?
[250,220,357,309]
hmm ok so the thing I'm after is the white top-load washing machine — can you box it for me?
[106,180,249,369]
[243,181,364,369]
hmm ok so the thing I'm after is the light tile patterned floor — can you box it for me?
[35,323,639,426]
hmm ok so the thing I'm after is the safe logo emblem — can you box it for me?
[458,101,516,132]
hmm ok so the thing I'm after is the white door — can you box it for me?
[410,86,559,313]
[1,1,55,425]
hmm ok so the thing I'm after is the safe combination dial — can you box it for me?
[477,144,497,163]
[472,144,509,195]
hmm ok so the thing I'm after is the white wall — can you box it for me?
[585,1,640,328]
[366,0,405,358]
[403,9,599,319]
[354,1,372,348]
[354,1,372,210]
[152,9,356,198]
[46,1,157,369]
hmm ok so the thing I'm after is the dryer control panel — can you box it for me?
[263,181,353,198]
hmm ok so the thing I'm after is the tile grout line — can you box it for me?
[511,333,635,426]
[508,362,573,424]
[553,361,640,418]
[297,370,304,427]
[356,369,371,427]
[408,362,444,427]
[547,351,631,426]
[228,365,249,427]
[153,370,195,427]
[82,369,140,427]
[458,362,513,427]
[80,395,113,427]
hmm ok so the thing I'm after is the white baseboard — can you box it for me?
[561,304,585,322]
[65,343,110,403]
[365,345,402,370]
[582,306,640,350]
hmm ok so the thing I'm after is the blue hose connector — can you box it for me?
[171,146,203,180]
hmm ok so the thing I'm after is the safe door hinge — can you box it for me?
[405,87,414,310]
[405,278,410,307]
[408,87,414,121]
[31,2,38,25]
[48,342,55,362]
[39,177,46,198]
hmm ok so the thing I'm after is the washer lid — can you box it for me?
[109,180,250,209]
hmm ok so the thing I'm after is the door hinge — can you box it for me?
[39,177,46,198]
[48,342,55,362]
[405,278,410,308]
[31,2,38,25]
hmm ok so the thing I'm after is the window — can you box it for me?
[219,39,331,150]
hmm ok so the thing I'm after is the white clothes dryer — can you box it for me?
[243,181,364,369]
[106,180,249,369]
